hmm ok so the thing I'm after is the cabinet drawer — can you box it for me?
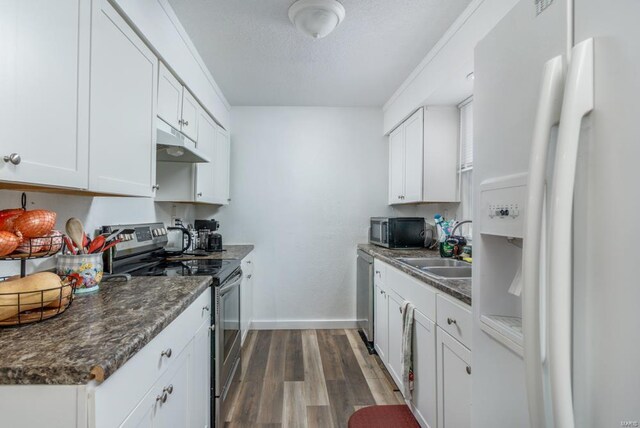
[94,287,211,428]
[386,264,436,321]
[436,294,472,349]
[120,340,192,428]
[374,259,387,287]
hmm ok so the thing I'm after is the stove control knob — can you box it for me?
[152,229,159,237]
[128,234,134,241]
[161,228,167,235]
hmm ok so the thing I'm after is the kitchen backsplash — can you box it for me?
[0,190,199,276]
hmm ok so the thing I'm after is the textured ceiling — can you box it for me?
[167,0,473,107]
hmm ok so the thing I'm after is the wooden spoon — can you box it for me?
[65,218,86,254]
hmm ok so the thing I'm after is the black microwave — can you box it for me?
[369,217,425,249]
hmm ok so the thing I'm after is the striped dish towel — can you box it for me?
[401,300,415,399]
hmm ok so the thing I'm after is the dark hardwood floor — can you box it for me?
[225,329,403,428]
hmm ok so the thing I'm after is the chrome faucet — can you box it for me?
[451,220,472,237]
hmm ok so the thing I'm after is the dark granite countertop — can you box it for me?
[168,244,254,261]
[358,244,471,306]
[0,276,212,385]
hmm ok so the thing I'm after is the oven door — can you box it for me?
[214,269,242,398]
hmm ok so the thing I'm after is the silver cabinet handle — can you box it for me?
[447,317,457,325]
[375,270,381,275]
[178,119,184,125]
[183,120,189,126]
[466,365,472,375]
[197,192,203,197]
[202,305,210,313]
[209,325,215,332]
[165,384,174,395]
[152,184,160,190]
[399,307,402,313]
[247,274,252,279]
[156,391,168,403]
[161,348,172,358]
[247,260,252,264]
[3,153,21,165]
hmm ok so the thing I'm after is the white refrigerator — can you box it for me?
[472,0,640,427]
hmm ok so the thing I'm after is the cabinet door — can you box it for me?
[374,283,388,363]
[211,127,231,205]
[437,327,471,428]
[157,62,182,130]
[89,0,157,197]
[191,322,211,428]
[155,344,192,428]
[403,109,424,203]
[194,110,217,204]
[387,291,404,390]
[411,310,437,428]
[0,0,89,189]
[181,89,199,142]
[388,126,405,204]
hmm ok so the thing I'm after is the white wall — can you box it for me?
[0,190,196,276]
[383,0,518,134]
[207,107,404,328]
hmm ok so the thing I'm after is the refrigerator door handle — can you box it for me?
[523,54,565,428]
[549,38,594,428]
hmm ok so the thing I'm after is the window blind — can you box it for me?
[459,98,473,171]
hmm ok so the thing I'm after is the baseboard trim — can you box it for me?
[251,319,358,330]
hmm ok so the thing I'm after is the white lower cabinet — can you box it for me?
[191,321,212,428]
[372,259,471,428]
[436,327,472,428]
[121,341,192,428]
[410,310,437,428]
[374,281,388,362]
[386,290,404,390]
[240,254,254,345]
[0,288,213,428]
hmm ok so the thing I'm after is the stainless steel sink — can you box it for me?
[398,258,469,268]
[422,266,472,278]
[397,258,472,279]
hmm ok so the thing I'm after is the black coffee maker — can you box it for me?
[194,219,223,252]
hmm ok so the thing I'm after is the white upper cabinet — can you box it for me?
[211,127,231,205]
[403,109,424,202]
[194,111,217,204]
[180,89,199,142]
[0,0,90,189]
[88,0,158,197]
[157,63,183,131]
[157,62,199,142]
[388,107,459,205]
[388,126,405,204]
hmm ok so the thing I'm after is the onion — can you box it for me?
[13,210,56,238]
[0,209,25,232]
[0,232,20,257]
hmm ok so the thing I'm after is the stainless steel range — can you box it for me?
[101,222,241,428]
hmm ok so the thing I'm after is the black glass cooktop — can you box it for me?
[128,258,240,283]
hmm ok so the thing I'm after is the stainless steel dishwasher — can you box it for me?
[356,249,375,353]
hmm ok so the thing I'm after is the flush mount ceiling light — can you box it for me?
[288,0,346,39]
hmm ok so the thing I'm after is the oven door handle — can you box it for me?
[219,271,242,296]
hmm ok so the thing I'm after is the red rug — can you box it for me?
[348,405,420,428]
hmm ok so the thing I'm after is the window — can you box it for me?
[459,97,473,172]
[457,97,473,231]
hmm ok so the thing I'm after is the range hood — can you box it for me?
[156,119,210,163]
